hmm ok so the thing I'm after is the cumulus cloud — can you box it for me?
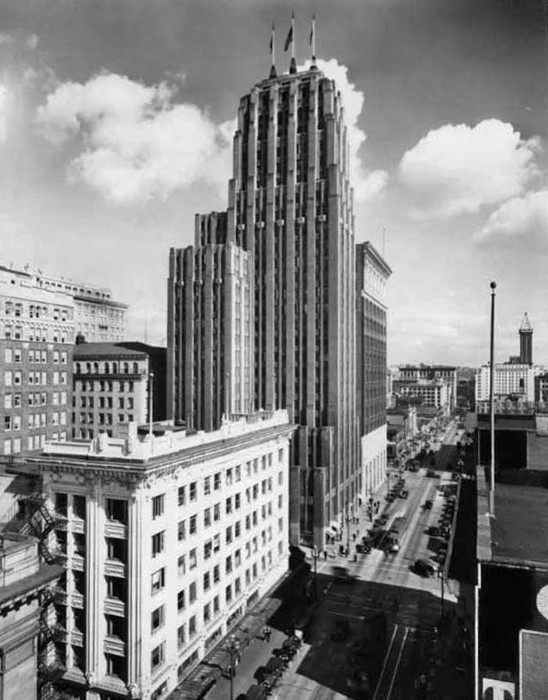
[476,189,548,243]
[36,72,234,203]
[302,58,388,202]
[25,33,39,50]
[399,119,541,218]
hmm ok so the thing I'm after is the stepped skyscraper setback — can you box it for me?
[168,59,364,547]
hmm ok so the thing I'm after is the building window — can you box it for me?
[178,520,186,541]
[152,531,165,558]
[178,554,186,577]
[203,571,210,591]
[204,508,211,527]
[152,494,165,519]
[189,514,197,535]
[214,472,221,490]
[177,589,186,612]
[203,603,211,624]
[151,681,168,700]
[213,564,220,583]
[151,568,165,594]
[151,643,165,672]
[105,499,128,524]
[213,503,220,522]
[189,581,197,604]
[177,623,186,649]
[189,481,197,501]
[204,476,211,495]
[189,548,197,569]
[151,605,165,633]
[189,615,197,638]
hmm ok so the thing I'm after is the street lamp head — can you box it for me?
[490,281,497,290]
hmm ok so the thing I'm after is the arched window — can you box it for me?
[123,362,129,374]
[86,363,91,373]
[133,362,139,374]
[104,362,110,374]
[94,362,99,373]
[112,362,118,374]
[76,363,81,374]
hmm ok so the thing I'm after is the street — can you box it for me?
[208,451,473,700]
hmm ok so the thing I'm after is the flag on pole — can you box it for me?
[284,23,293,52]
[310,13,316,62]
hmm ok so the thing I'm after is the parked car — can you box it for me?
[423,500,433,510]
[414,559,436,577]
[398,489,409,499]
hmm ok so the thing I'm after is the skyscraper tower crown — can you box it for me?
[520,312,533,332]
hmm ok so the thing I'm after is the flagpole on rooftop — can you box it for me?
[290,11,296,73]
[311,14,317,67]
[269,23,276,78]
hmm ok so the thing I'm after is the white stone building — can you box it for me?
[475,363,536,403]
[29,410,294,700]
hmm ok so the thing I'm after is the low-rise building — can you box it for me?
[0,530,63,700]
[18,410,294,700]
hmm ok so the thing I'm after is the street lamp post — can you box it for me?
[346,507,351,553]
[438,569,445,619]
[227,634,240,700]
[312,547,319,600]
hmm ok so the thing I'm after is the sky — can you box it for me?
[0,0,547,366]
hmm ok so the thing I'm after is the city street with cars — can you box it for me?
[208,420,473,700]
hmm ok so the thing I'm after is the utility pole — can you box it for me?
[489,282,496,517]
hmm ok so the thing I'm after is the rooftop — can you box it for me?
[74,342,148,359]
[2,411,294,476]
[478,473,548,567]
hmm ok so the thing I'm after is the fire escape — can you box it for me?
[5,493,68,699]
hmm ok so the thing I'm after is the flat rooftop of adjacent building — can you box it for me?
[74,342,148,358]
[486,481,548,567]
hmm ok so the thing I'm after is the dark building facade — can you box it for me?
[168,63,359,547]
[519,312,533,366]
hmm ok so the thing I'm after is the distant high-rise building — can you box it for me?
[169,63,360,547]
[0,263,128,457]
[519,312,533,366]
[356,242,391,497]
[72,341,166,440]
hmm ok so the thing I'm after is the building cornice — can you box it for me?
[30,424,298,485]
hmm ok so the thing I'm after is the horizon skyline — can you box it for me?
[1,0,546,366]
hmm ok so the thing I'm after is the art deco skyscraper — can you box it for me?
[168,59,359,547]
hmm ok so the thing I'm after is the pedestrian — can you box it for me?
[265,626,271,642]
[323,549,328,560]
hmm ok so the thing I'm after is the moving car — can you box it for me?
[414,559,436,577]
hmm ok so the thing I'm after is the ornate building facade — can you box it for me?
[17,410,294,700]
